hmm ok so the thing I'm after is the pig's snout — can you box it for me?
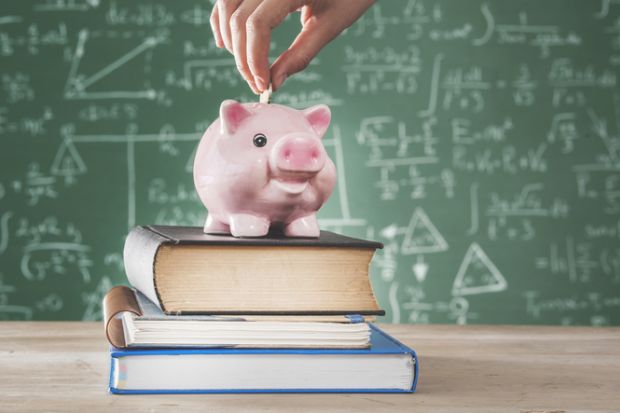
[271,136,326,174]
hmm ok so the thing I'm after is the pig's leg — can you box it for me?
[204,215,230,234]
[284,214,320,237]
[230,214,270,237]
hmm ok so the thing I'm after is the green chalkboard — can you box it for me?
[1,0,619,325]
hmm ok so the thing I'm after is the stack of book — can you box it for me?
[103,225,418,394]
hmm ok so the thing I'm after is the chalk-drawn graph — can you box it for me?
[64,29,162,100]
[51,127,200,229]
[49,123,362,232]
[314,126,367,231]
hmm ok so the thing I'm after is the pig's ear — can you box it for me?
[303,105,331,138]
[220,100,252,134]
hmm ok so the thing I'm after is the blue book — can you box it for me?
[109,324,418,394]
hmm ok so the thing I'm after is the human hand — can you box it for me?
[210,0,374,94]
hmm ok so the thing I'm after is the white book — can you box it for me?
[119,290,371,348]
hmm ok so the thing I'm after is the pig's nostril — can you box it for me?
[277,140,324,170]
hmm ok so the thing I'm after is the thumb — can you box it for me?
[270,22,332,91]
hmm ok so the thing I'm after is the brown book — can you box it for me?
[124,225,384,316]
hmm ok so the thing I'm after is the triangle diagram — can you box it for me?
[51,139,87,177]
[401,207,448,255]
[452,243,507,296]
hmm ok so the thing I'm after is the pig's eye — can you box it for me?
[253,133,267,147]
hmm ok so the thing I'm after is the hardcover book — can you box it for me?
[123,225,384,315]
[108,324,418,394]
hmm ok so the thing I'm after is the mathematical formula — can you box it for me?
[1,0,619,325]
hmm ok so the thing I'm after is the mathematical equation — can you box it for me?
[0,0,619,325]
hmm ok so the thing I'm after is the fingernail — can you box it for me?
[255,76,268,92]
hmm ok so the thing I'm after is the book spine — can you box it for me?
[103,286,142,348]
[123,226,169,310]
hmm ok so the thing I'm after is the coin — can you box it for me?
[259,84,272,104]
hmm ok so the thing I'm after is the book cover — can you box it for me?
[147,225,384,249]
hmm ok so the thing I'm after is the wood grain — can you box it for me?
[1,323,618,412]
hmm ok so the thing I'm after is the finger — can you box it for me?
[271,0,374,91]
[246,0,304,91]
[230,0,262,94]
[218,0,243,53]
[210,3,224,48]
[270,22,331,91]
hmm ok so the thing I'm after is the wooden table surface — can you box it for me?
[1,323,619,412]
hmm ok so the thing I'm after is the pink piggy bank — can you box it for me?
[193,100,337,238]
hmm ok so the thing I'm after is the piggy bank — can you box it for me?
[193,100,336,238]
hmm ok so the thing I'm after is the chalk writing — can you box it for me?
[1,0,619,324]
